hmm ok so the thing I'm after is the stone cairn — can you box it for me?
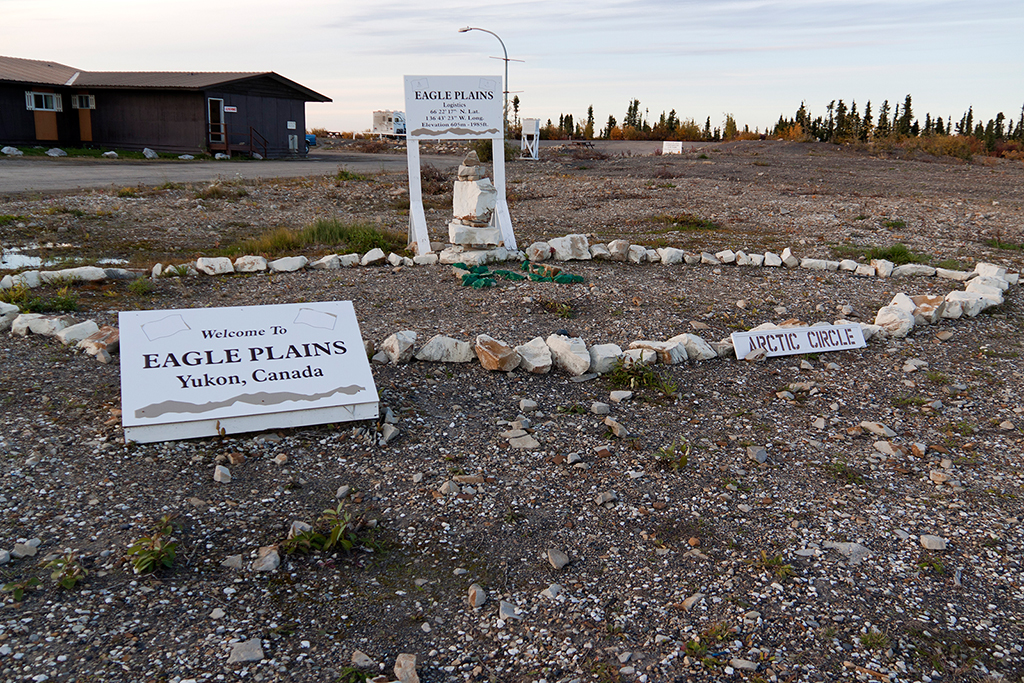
[447,151,501,249]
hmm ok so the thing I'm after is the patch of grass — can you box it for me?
[945,420,976,436]
[925,370,950,384]
[917,553,946,575]
[825,460,865,485]
[605,358,678,399]
[127,278,154,296]
[116,187,140,198]
[0,283,79,313]
[936,259,968,270]
[882,219,907,230]
[654,438,691,471]
[281,506,366,556]
[43,206,86,217]
[860,629,890,651]
[865,243,930,265]
[0,214,24,226]
[335,169,370,182]
[126,515,178,574]
[305,218,405,254]
[894,394,928,407]
[646,212,719,231]
[985,237,1024,252]
[336,667,371,683]
[749,550,796,580]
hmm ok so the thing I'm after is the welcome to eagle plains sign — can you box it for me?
[118,302,378,443]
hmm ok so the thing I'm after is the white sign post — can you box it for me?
[118,302,379,443]
[731,324,866,359]
[404,75,515,255]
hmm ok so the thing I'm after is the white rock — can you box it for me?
[0,302,20,333]
[142,147,159,159]
[943,291,987,318]
[415,335,474,363]
[627,245,646,263]
[449,223,501,247]
[46,148,67,157]
[1,274,14,290]
[467,584,488,608]
[268,255,308,272]
[387,252,404,266]
[547,548,570,569]
[860,421,896,437]
[515,336,553,374]
[910,295,946,324]
[622,348,657,365]
[178,154,195,160]
[838,259,859,271]
[935,267,972,282]
[871,258,894,277]
[683,251,700,265]
[920,534,947,551]
[974,262,1007,279]
[12,313,74,337]
[310,254,340,269]
[892,264,936,277]
[234,255,268,272]
[874,305,915,338]
[252,546,280,571]
[656,247,684,264]
[2,146,24,156]
[666,333,717,361]
[607,239,631,261]
[735,250,750,266]
[628,340,687,365]
[715,249,736,264]
[854,263,876,277]
[609,390,633,403]
[700,252,720,265]
[475,335,520,371]
[453,178,497,221]
[215,152,230,160]
[213,465,231,483]
[546,334,591,375]
[548,234,591,261]
[763,251,782,267]
[588,343,623,374]
[589,243,611,260]
[800,258,828,270]
[360,248,386,266]
[227,638,264,664]
[748,253,765,266]
[645,248,660,263]
[780,247,799,267]
[540,583,562,599]
[351,650,376,669]
[591,401,610,415]
[394,653,420,683]
[526,241,552,261]
[412,253,438,265]
[889,292,917,314]
[499,600,523,621]
[381,330,417,364]
[195,257,234,275]
[55,320,99,345]
[102,151,118,159]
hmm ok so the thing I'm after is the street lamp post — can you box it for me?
[458,26,508,136]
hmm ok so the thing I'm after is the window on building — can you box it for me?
[25,92,63,112]
[70,94,95,110]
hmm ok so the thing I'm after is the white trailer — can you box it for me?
[372,110,406,137]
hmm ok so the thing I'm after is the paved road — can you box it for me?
[0,151,459,194]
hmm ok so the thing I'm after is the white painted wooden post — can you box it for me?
[406,139,431,255]
[491,138,517,251]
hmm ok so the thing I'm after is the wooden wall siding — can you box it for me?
[215,76,317,101]
[206,90,306,157]
[90,90,206,153]
[0,86,39,142]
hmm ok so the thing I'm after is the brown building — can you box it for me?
[0,56,331,158]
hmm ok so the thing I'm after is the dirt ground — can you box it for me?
[1,142,1023,683]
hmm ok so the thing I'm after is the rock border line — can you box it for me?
[1,234,1019,374]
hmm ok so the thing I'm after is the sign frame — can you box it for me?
[118,301,378,443]
[404,75,516,255]
[731,324,866,358]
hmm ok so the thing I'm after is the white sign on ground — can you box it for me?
[731,324,866,358]
[119,302,378,443]
[404,75,516,255]
[662,141,683,154]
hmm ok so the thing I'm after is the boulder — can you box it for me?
[55,320,100,345]
[77,325,119,356]
[588,343,623,374]
[412,253,438,265]
[515,337,552,374]
[607,239,630,261]
[935,267,972,282]
[415,335,474,363]
[46,148,67,157]
[453,178,497,223]
[838,259,859,271]
[475,334,520,371]
[974,262,1007,280]
[763,251,782,267]
[622,348,657,365]
[589,243,611,260]
[2,146,24,156]
[657,247,684,265]
[0,302,19,333]
[871,259,894,278]
[526,241,552,262]
[546,334,591,375]
[449,224,502,247]
[195,257,234,276]
[700,252,720,265]
[142,148,159,159]
[338,254,361,267]
[268,255,308,272]
[874,305,914,338]
[800,258,828,270]
[381,330,417,364]
[943,291,989,318]
[310,254,339,270]
[965,279,1004,305]
[667,333,717,361]
[360,248,386,266]
[12,313,75,338]
[854,263,876,277]
[627,245,646,263]
[548,234,591,260]
[102,151,118,159]
[910,295,946,324]
[645,248,660,263]
[715,249,736,264]
[781,247,799,267]
[892,264,936,277]
[628,340,687,365]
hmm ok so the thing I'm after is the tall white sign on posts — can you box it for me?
[119,302,378,443]
[404,75,516,255]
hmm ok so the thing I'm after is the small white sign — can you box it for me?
[662,141,683,154]
[287,121,296,130]
[404,75,503,139]
[119,302,378,443]
[223,106,238,113]
[731,324,866,358]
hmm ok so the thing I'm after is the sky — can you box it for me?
[4,0,1023,134]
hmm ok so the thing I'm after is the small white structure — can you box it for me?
[521,118,540,160]
[662,141,683,154]
[372,110,406,137]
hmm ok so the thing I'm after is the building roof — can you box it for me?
[0,56,330,102]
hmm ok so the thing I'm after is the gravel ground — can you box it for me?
[1,142,1023,683]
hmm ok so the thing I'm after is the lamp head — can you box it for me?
[458,26,472,32]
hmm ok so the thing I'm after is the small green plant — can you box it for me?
[45,552,88,590]
[605,358,678,398]
[894,394,928,407]
[540,299,575,318]
[654,438,691,471]
[646,212,719,231]
[917,553,946,575]
[126,515,178,574]
[335,169,369,182]
[865,243,929,265]
[749,550,795,579]
[2,577,41,602]
[556,403,587,415]
[925,370,950,384]
[0,214,24,226]
[195,183,248,201]
[336,667,371,683]
[164,264,190,277]
[984,237,1024,252]
[280,528,327,555]
[860,629,891,651]
[127,278,154,296]
[882,219,907,230]
[825,460,865,485]
[116,187,139,198]
[0,283,78,312]
[320,504,359,552]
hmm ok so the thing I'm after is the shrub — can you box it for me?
[865,243,929,264]
[126,515,178,574]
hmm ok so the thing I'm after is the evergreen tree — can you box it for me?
[924,113,932,135]
[602,115,616,139]
[876,100,891,137]
[512,95,520,126]
[898,95,914,136]
[704,117,712,139]
[584,105,595,139]
[624,99,642,129]
[935,116,945,136]
[860,101,873,141]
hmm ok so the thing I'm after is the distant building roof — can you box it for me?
[0,55,330,102]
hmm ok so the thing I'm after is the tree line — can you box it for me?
[519,95,1024,153]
